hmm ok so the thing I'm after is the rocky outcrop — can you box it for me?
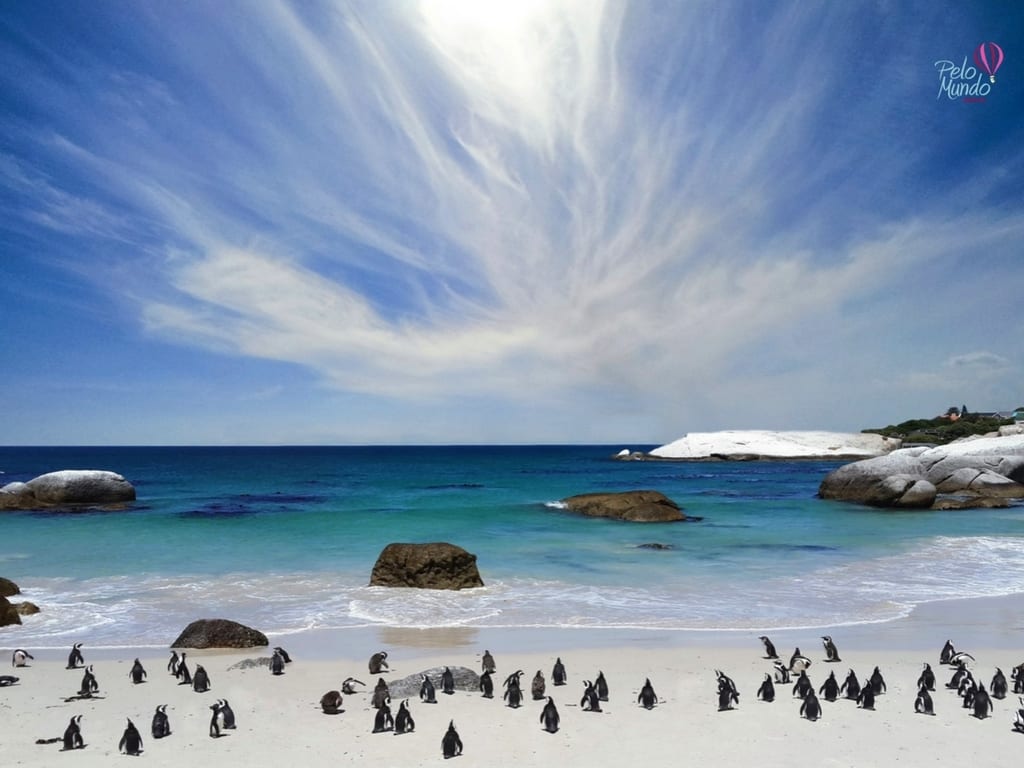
[634,430,901,461]
[171,618,269,649]
[819,434,1024,509]
[0,470,136,510]
[560,490,686,522]
[14,601,40,616]
[387,666,481,697]
[0,595,21,627]
[369,543,484,590]
[0,577,19,597]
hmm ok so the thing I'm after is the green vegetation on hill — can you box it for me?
[863,413,1013,445]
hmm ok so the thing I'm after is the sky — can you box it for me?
[1,1,1022,446]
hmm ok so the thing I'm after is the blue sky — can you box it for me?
[1,1,1022,445]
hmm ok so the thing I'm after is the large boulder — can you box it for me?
[560,490,686,522]
[0,470,136,510]
[0,577,20,597]
[387,666,481,697]
[0,595,21,627]
[369,543,484,590]
[171,618,269,649]
[642,430,901,461]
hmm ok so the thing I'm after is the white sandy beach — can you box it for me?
[3,595,1024,767]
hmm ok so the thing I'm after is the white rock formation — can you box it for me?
[648,430,900,460]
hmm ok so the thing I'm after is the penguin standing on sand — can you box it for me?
[869,666,887,695]
[66,643,84,670]
[12,649,34,667]
[594,671,609,702]
[581,680,602,712]
[209,703,223,738]
[819,671,840,702]
[772,661,791,684]
[972,683,994,719]
[192,664,211,693]
[320,690,343,715]
[716,671,739,711]
[218,699,237,730]
[914,686,935,715]
[175,653,192,685]
[420,674,436,704]
[442,667,456,695]
[759,636,779,659]
[541,697,560,732]
[372,701,394,733]
[482,650,496,674]
[757,673,775,702]
[840,670,860,700]
[638,678,658,709]
[368,651,389,675]
[792,670,813,700]
[118,718,143,756]
[504,671,524,708]
[822,636,841,663]
[532,670,546,700]
[270,649,286,676]
[857,680,875,710]
[940,640,957,665]
[552,657,567,686]
[129,658,147,684]
[1013,664,1024,694]
[151,705,171,738]
[800,690,822,721]
[273,646,292,664]
[789,648,812,674]
[992,668,1009,699]
[62,715,84,750]
[79,665,99,696]
[918,663,936,691]
[394,699,415,734]
[441,720,462,759]
[372,678,391,709]
[167,651,179,675]
[1013,696,1024,732]
[479,670,494,699]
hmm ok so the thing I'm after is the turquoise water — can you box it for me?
[2,445,1024,647]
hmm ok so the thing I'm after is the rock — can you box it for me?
[14,601,40,616]
[560,490,686,522]
[369,543,484,590]
[647,430,901,461]
[171,619,269,649]
[637,543,674,550]
[0,577,19,597]
[0,470,136,510]
[227,657,273,671]
[0,595,22,627]
[387,666,481,698]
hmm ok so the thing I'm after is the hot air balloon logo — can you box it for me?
[973,42,1003,84]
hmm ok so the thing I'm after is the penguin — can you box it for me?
[167,650,179,675]
[218,698,236,729]
[129,658,147,684]
[940,639,956,665]
[1014,695,1024,732]
[0,674,19,686]
[372,678,391,709]
[972,683,993,719]
[991,668,1008,700]
[373,700,394,733]
[800,690,822,721]
[949,651,975,667]
[822,635,841,663]
[638,678,657,709]
[540,696,560,732]
[192,664,211,693]
[917,663,936,691]
[208,703,223,738]
[759,635,779,659]
[946,662,970,690]
[12,648,34,667]
[394,699,415,734]
[270,649,285,676]
[869,666,886,695]
[175,653,192,685]
[66,643,84,670]
[792,670,813,700]
[441,666,456,695]
[552,657,567,686]
[151,705,171,738]
[482,650,496,674]
[273,646,292,664]
[756,673,775,702]
[856,680,875,710]
[840,669,860,700]
[504,670,524,708]
[716,670,739,711]
[118,718,143,756]
[419,674,437,704]
[772,660,791,684]
[342,677,365,695]
[78,665,99,696]
[789,648,812,674]
[62,715,84,750]
[1013,664,1024,695]
[580,680,602,712]
[914,686,935,715]
[479,670,494,699]
[594,670,609,702]
[960,678,977,709]
[441,720,462,759]
[532,670,546,700]
[368,651,389,675]
[320,690,343,715]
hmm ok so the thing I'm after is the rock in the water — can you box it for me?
[369,542,484,590]
[171,618,269,649]
[560,490,686,522]
[647,430,900,461]
[0,577,19,597]
[0,595,22,627]
[13,601,40,616]
[0,470,136,510]
[387,666,480,698]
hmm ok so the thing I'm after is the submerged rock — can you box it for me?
[171,618,269,649]
[560,490,686,522]
[369,543,484,590]
[0,470,136,510]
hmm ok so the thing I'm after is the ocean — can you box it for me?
[2,445,1024,649]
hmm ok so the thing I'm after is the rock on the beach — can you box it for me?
[560,490,686,522]
[0,470,136,510]
[647,430,901,461]
[171,618,269,649]
[369,542,484,590]
[0,577,19,597]
[387,666,481,698]
[0,595,21,627]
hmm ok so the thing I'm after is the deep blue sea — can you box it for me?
[2,445,1024,648]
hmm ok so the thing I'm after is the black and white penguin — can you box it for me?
[373,701,394,733]
[638,678,657,709]
[129,658,147,684]
[940,639,956,665]
[594,670,609,702]
[946,662,971,690]
[151,705,171,738]
[580,680,602,712]
[66,643,84,670]
[540,696,560,732]
[208,703,223,738]
[118,718,143,756]
[419,674,436,704]
[372,678,391,709]
[175,653,192,685]
[819,670,840,702]
[441,666,456,695]
[857,680,875,710]
[822,635,841,662]
[759,635,779,659]
[342,677,365,695]
[479,670,494,699]
[273,646,292,664]
[531,670,546,700]
[918,663,936,691]
[78,665,99,696]
[772,660,791,684]
[192,664,211,693]
[552,657,567,686]
[972,683,993,719]
[792,670,813,700]
[12,649,34,667]
[320,690,343,715]
[1013,664,1024,695]
[394,699,415,734]
[1014,696,1024,732]
[789,648,812,674]
[441,720,462,759]
[368,651,389,675]
[716,670,739,711]
[991,668,1009,699]
[167,650,179,675]
[757,673,775,702]
[840,669,860,700]
[62,715,84,750]
[949,651,975,667]
[504,670,524,708]
[869,666,886,695]
[914,686,935,715]
[270,649,286,676]
[218,698,236,729]
[0,674,19,686]
[800,690,822,721]
[482,650,496,674]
